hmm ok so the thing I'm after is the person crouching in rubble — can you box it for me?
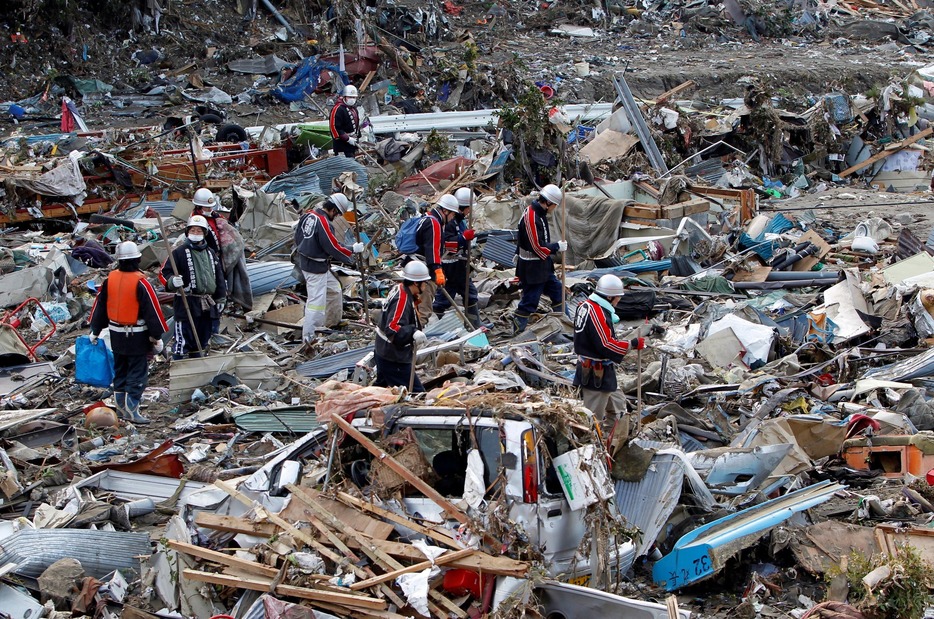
[432,187,484,328]
[374,260,431,392]
[89,241,168,425]
[513,184,567,334]
[160,216,227,359]
[293,193,365,343]
[409,194,459,325]
[573,274,646,436]
[330,85,360,157]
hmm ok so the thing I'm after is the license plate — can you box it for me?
[567,575,590,587]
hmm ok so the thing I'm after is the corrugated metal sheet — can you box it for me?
[303,157,368,199]
[926,225,934,252]
[295,344,374,378]
[615,452,685,557]
[863,346,934,382]
[73,470,208,502]
[684,158,726,185]
[0,529,151,578]
[897,228,928,260]
[482,235,517,267]
[232,406,320,433]
[245,260,300,295]
[262,166,323,202]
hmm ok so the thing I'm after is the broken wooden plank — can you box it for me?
[653,80,696,105]
[166,540,279,579]
[285,487,395,541]
[214,480,369,580]
[194,512,278,537]
[624,203,661,220]
[347,537,529,578]
[182,570,387,610]
[350,548,476,591]
[839,127,933,177]
[335,491,462,549]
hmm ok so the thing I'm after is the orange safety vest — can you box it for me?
[106,271,144,325]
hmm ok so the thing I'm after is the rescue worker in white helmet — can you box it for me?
[432,187,484,327]
[293,193,365,342]
[329,84,360,157]
[89,241,168,424]
[513,184,566,333]
[573,274,646,436]
[405,194,458,325]
[159,215,227,358]
[374,260,430,392]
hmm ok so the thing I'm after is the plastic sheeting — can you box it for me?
[272,57,348,102]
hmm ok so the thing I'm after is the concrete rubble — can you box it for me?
[5,0,934,618]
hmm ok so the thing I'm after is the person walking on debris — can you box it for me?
[375,260,430,392]
[160,216,227,359]
[329,85,360,157]
[89,241,168,425]
[190,187,224,254]
[432,187,484,327]
[408,194,458,325]
[513,184,567,334]
[294,193,365,343]
[573,274,645,435]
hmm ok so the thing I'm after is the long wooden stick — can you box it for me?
[156,213,202,353]
[560,182,571,314]
[350,548,475,591]
[351,195,370,325]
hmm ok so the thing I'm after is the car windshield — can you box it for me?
[403,424,503,498]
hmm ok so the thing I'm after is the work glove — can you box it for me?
[347,137,358,146]
[629,337,645,351]
[434,269,446,286]
[557,240,568,252]
[151,338,164,354]
[352,242,365,254]
[89,333,99,345]
[169,275,184,289]
[413,330,428,348]
[462,229,476,242]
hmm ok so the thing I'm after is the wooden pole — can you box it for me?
[463,182,473,315]
[560,181,571,314]
[156,213,202,354]
[351,196,370,325]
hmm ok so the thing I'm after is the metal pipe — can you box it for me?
[261,0,297,36]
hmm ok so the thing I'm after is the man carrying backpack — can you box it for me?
[294,193,366,342]
[513,184,567,334]
[403,194,459,325]
[432,187,483,327]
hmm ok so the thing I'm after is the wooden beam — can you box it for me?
[194,512,277,537]
[335,491,461,549]
[653,80,696,105]
[166,540,278,579]
[182,570,387,610]
[360,70,377,93]
[350,548,475,591]
[214,480,369,580]
[840,127,933,178]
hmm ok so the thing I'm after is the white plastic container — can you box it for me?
[553,445,614,511]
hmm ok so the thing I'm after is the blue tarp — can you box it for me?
[272,57,349,102]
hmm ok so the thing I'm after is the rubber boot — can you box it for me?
[124,395,151,425]
[512,313,529,335]
[466,305,489,330]
[113,392,129,421]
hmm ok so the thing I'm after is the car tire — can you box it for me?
[215,123,247,143]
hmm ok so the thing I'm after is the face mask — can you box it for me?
[188,233,204,243]
[345,97,357,106]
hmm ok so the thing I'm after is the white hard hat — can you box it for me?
[595,274,625,297]
[438,194,460,213]
[192,187,216,209]
[115,241,142,260]
[343,85,358,98]
[328,193,351,213]
[187,215,209,230]
[540,184,563,205]
[454,187,474,208]
[402,260,431,282]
